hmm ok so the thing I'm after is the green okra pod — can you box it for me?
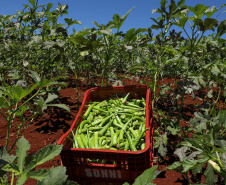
[112,117,124,129]
[80,126,102,134]
[124,140,129,151]
[93,132,99,149]
[121,92,130,104]
[87,112,94,123]
[80,134,89,148]
[78,120,90,131]
[76,136,85,148]
[91,118,103,126]
[83,102,98,119]
[71,129,79,148]
[119,117,133,142]
[125,131,137,151]
[110,127,117,146]
[115,114,124,126]
[134,128,146,147]
[99,114,115,127]
[98,119,113,136]
[129,127,138,138]
[141,143,145,150]
[99,136,106,146]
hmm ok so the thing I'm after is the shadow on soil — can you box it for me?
[34,107,74,134]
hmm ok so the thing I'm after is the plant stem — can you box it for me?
[152,71,158,109]
[101,35,110,87]
[75,69,79,110]
[5,120,11,151]
[183,172,192,185]
[8,112,38,153]
[210,90,221,115]
[18,89,40,111]
[10,172,14,185]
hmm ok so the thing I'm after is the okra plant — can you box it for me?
[0,71,70,153]
[0,136,78,185]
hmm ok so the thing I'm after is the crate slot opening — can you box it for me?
[86,158,117,167]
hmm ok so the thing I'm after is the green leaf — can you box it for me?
[224,91,226,98]
[158,139,167,157]
[42,41,56,49]
[160,0,167,13]
[217,20,226,37]
[207,89,213,99]
[174,17,188,29]
[29,70,41,83]
[0,146,16,165]
[63,181,79,185]
[181,159,198,172]
[203,18,218,32]
[98,27,112,35]
[153,137,160,148]
[217,139,226,152]
[205,4,226,18]
[16,136,30,173]
[204,163,217,185]
[37,166,68,185]
[1,163,20,174]
[23,145,63,174]
[177,0,185,8]
[34,145,63,166]
[23,4,30,9]
[194,19,204,32]
[123,183,130,185]
[0,97,9,109]
[45,93,58,104]
[112,7,135,31]
[167,126,180,135]
[174,147,188,161]
[150,18,164,30]
[211,64,220,76]
[92,21,101,29]
[35,12,44,18]
[16,176,27,185]
[47,104,70,113]
[133,165,158,185]
[162,134,167,146]
[218,110,226,127]
[167,162,182,170]
[80,50,89,57]
[65,18,81,27]
[28,169,50,181]
[46,3,53,12]
[38,77,60,89]
[124,28,148,43]
[29,0,36,7]
[198,77,206,88]
[151,25,160,30]
[192,165,203,175]
[188,4,210,19]
[22,83,38,100]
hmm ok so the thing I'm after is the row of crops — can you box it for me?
[0,0,225,184]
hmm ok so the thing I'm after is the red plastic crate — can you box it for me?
[57,85,154,184]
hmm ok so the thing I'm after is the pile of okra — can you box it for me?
[68,93,147,151]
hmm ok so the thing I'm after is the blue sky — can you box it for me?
[0,0,225,38]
